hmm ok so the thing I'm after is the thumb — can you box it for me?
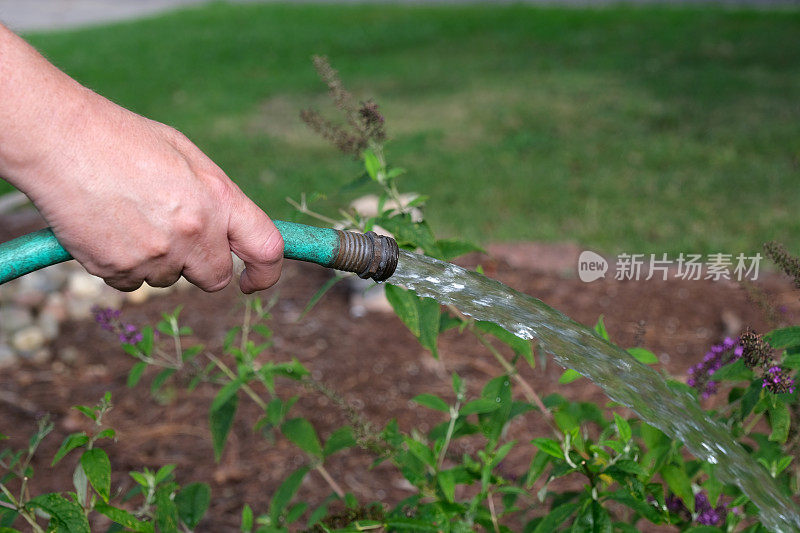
[227,193,284,294]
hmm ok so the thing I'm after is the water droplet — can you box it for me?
[495,397,501,403]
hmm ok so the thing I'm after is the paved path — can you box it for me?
[1,0,796,32]
[0,0,215,32]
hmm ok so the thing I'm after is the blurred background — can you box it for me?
[1,0,798,256]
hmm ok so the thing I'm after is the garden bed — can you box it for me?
[1,240,797,530]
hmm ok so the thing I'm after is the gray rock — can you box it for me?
[0,305,35,332]
[37,311,60,341]
[41,293,67,322]
[0,343,17,368]
[11,325,45,352]
[24,348,51,365]
[65,295,94,320]
[67,272,105,299]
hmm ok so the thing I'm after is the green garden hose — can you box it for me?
[0,221,398,286]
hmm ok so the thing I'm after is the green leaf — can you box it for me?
[363,149,381,180]
[435,239,484,261]
[460,398,501,415]
[73,406,96,422]
[661,464,694,512]
[384,285,420,337]
[52,433,89,466]
[594,315,610,341]
[525,451,551,488]
[713,359,753,382]
[155,484,179,533]
[386,167,406,180]
[241,504,253,532]
[323,427,356,458]
[175,482,210,529]
[385,518,440,531]
[209,391,238,461]
[614,413,632,442]
[476,321,534,368]
[412,394,450,413]
[299,276,343,320]
[150,368,176,394]
[782,353,800,369]
[764,326,800,349]
[558,369,582,384]
[80,448,111,502]
[532,502,578,533]
[127,362,147,388]
[155,464,176,484]
[627,347,658,364]
[404,437,436,468]
[281,418,323,458]
[437,469,455,503]
[269,466,309,523]
[27,493,90,533]
[211,380,242,413]
[95,502,154,533]
[285,503,308,524]
[416,297,441,358]
[138,326,154,357]
[769,401,790,443]
[531,438,563,459]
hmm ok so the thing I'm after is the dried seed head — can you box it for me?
[764,241,800,288]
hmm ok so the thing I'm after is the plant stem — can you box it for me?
[205,352,269,411]
[472,328,551,420]
[286,195,343,228]
[437,403,460,471]
[486,491,501,533]
[241,298,252,356]
[315,464,345,498]
[744,412,764,434]
[171,318,183,367]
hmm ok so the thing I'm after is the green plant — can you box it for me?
[7,56,798,532]
[0,393,210,532]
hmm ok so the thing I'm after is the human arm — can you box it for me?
[0,23,282,293]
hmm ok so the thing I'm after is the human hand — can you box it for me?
[0,25,282,293]
[25,95,283,293]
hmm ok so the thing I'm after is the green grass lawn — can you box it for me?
[8,3,800,256]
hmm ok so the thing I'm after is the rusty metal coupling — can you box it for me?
[332,230,399,282]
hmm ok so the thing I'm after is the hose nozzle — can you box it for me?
[332,230,399,282]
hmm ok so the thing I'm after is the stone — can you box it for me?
[348,276,393,317]
[37,311,60,341]
[0,343,17,368]
[41,293,67,322]
[126,283,170,304]
[65,295,94,320]
[24,348,51,365]
[11,325,45,352]
[67,272,105,299]
[59,345,80,364]
[0,305,35,333]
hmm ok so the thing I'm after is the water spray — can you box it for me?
[0,221,399,285]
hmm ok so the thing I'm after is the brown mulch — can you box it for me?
[1,218,798,530]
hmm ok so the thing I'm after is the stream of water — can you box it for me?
[391,250,800,532]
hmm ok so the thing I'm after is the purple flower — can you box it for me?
[687,340,743,398]
[119,324,143,345]
[92,306,121,332]
[762,366,795,394]
[695,492,726,526]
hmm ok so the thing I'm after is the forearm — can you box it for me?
[0,23,91,195]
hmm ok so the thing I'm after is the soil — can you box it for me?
[1,218,799,531]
